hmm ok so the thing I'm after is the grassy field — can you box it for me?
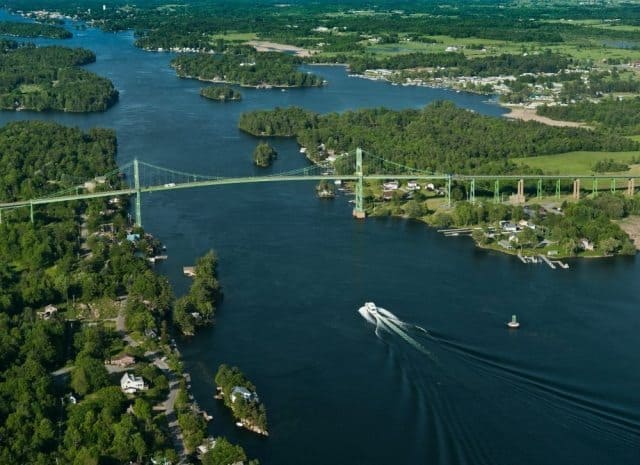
[210,32,257,42]
[513,151,640,175]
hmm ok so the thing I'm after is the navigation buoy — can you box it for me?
[507,314,520,329]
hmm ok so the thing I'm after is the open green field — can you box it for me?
[210,32,258,42]
[513,151,640,175]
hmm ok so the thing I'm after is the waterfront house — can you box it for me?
[406,180,420,191]
[120,372,146,394]
[197,437,218,456]
[579,238,594,251]
[500,222,519,233]
[230,386,257,403]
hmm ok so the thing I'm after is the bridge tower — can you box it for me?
[353,147,366,219]
[134,158,142,227]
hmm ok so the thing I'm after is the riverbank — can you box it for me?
[502,106,590,128]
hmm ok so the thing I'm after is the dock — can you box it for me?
[183,266,196,277]
[538,255,569,269]
[518,253,539,264]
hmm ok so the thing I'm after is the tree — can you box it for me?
[252,142,278,167]
[202,437,247,465]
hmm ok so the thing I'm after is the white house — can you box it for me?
[383,180,399,190]
[38,304,58,320]
[120,372,146,394]
[230,386,256,403]
[406,180,420,191]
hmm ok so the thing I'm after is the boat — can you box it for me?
[507,314,520,329]
[235,421,243,427]
[358,302,379,324]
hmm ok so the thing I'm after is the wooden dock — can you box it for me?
[183,266,196,277]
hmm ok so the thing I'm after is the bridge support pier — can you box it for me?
[592,178,598,197]
[611,178,616,193]
[537,179,542,200]
[556,179,561,199]
[0,209,2,224]
[627,178,635,197]
[493,180,500,204]
[469,178,476,203]
[515,178,525,204]
[573,178,581,200]
[30,202,34,224]
[447,175,452,208]
[352,148,365,219]
[134,158,142,227]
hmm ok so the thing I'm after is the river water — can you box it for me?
[1,10,639,465]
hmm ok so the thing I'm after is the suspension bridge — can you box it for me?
[0,148,638,226]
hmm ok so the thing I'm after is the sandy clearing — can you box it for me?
[245,40,313,57]
[503,106,590,128]
[617,216,640,250]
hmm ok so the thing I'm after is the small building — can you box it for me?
[547,250,559,256]
[38,304,58,320]
[425,183,435,191]
[382,180,399,190]
[382,190,395,201]
[126,233,140,242]
[501,222,519,233]
[183,266,196,277]
[406,180,420,191]
[230,386,256,403]
[197,437,218,456]
[120,372,147,394]
[107,355,135,368]
[579,238,594,251]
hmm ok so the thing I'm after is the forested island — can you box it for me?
[215,364,268,436]
[0,120,255,464]
[200,85,242,101]
[0,41,118,112]
[239,102,638,174]
[173,251,222,336]
[171,47,323,88]
[253,142,277,167]
[0,20,71,38]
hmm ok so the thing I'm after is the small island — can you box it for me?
[253,142,277,168]
[200,85,242,102]
[214,364,268,436]
[173,250,222,336]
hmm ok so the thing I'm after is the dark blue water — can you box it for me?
[1,10,639,465]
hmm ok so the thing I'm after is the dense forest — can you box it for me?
[239,102,638,174]
[537,97,640,135]
[253,142,277,167]
[0,43,118,112]
[200,85,241,101]
[0,120,116,201]
[172,48,323,88]
[0,20,71,38]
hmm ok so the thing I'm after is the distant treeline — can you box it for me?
[171,47,323,88]
[0,20,71,38]
[537,97,640,135]
[239,102,638,174]
[0,43,118,112]
[315,50,571,76]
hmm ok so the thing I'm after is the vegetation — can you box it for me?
[239,101,638,174]
[512,151,640,175]
[215,364,268,434]
[200,85,241,101]
[0,20,71,38]
[442,194,638,257]
[173,250,222,335]
[0,43,118,112]
[593,158,631,173]
[172,47,323,88]
[252,142,277,168]
[537,97,640,135]
[202,437,251,465]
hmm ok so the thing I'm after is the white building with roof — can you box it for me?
[120,372,146,394]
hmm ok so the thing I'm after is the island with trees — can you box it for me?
[171,46,323,88]
[0,20,71,38]
[0,41,118,112]
[173,250,222,336]
[200,85,242,102]
[252,142,278,167]
[215,364,268,436]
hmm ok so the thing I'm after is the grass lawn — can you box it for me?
[209,32,257,42]
[19,84,42,93]
[512,151,640,175]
